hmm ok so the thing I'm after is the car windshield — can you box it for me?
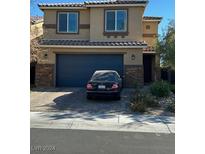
[91,72,118,82]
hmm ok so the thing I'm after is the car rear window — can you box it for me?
[91,72,118,82]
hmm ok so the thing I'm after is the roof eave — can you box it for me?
[86,3,147,8]
[143,19,162,24]
[143,19,162,22]
[38,45,147,49]
[31,20,44,25]
[38,1,149,10]
[39,6,87,10]
[143,17,163,23]
[143,51,156,54]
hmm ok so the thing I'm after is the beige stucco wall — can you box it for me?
[44,9,90,24]
[90,7,144,41]
[44,29,90,39]
[43,6,145,41]
[143,21,158,34]
[143,21,159,46]
[38,48,143,66]
[143,37,157,47]
[43,9,90,39]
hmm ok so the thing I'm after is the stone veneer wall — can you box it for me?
[35,64,54,87]
[124,65,144,87]
[35,64,144,88]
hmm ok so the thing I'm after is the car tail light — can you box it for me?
[86,83,93,90]
[111,84,119,89]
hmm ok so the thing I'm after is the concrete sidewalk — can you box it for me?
[30,111,175,134]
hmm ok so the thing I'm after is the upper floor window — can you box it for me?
[58,12,79,33]
[105,10,127,32]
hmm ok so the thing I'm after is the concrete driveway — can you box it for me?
[30,88,135,114]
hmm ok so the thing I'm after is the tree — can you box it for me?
[157,20,175,70]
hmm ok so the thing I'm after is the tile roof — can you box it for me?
[38,3,84,7]
[143,46,156,52]
[38,0,148,7]
[143,16,162,21]
[39,39,147,47]
[85,0,148,5]
[30,16,43,24]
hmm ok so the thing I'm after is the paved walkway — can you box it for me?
[31,111,175,134]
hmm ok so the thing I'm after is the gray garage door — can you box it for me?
[56,54,123,87]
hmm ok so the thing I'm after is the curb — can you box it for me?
[30,112,175,134]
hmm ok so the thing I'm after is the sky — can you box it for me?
[30,0,175,35]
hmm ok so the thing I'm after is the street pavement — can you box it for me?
[31,128,175,154]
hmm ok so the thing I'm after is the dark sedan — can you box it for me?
[86,70,122,100]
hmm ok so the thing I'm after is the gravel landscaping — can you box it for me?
[130,82,175,116]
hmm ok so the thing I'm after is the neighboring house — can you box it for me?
[30,16,43,40]
[30,16,43,86]
[37,0,162,87]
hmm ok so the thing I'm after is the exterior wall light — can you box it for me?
[44,53,48,59]
[131,54,136,60]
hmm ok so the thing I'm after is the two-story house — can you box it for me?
[36,0,162,87]
[30,16,43,40]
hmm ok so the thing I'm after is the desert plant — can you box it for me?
[130,101,147,113]
[143,93,159,107]
[166,101,175,113]
[169,84,175,94]
[133,81,140,93]
[130,93,147,113]
[150,80,171,97]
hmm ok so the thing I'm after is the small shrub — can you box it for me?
[170,84,175,94]
[133,81,140,93]
[150,80,171,97]
[166,101,175,113]
[130,92,144,103]
[143,93,159,107]
[130,93,147,113]
[130,101,147,113]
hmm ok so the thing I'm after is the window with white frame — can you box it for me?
[58,12,79,33]
[105,10,127,32]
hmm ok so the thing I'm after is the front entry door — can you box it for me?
[143,55,153,83]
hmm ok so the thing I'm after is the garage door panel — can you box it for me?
[56,54,123,87]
